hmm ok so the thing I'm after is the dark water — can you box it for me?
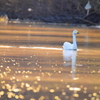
[0,24,100,100]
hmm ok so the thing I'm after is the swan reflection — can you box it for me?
[63,50,77,79]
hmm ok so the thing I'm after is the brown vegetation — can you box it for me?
[0,0,100,24]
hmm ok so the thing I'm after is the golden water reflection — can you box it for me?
[0,24,100,100]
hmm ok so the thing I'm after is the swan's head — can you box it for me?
[73,30,80,35]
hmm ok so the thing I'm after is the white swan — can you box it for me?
[63,30,80,50]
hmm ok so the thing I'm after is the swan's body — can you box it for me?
[63,30,80,50]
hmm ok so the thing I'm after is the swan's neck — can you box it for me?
[72,34,77,49]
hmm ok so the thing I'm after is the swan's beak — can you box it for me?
[76,31,80,34]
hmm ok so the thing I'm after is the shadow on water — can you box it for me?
[0,24,100,100]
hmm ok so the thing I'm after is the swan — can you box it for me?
[63,30,80,50]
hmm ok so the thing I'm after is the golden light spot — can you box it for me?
[66,85,70,88]
[84,87,87,90]
[30,98,35,100]
[7,92,15,98]
[47,73,51,76]
[30,56,33,58]
[94,86,98,90]
[12,76,16,79]
[0,91,4,96]
[62,92,66,95]
[45,87,48,90]
[60,79,63,82]
[98,70,100,73]
[54,96,61,100]
[39,96,45,100]
[69,87,81,91]
[73,77,79,80]
[26,83,30,87]
[15,95,19,99]
[13,88,21,92]
[84,98,88,100]
[50,89,55,93]
[27,87,33,91]
[0,74,3,78]
[34,81,38,84]
[91,97,95,100]
[56,87,59,90]
[8,95,12,98]
[3,72,7,76]
[25,75,29,78]
[88,94,92,97]
[96,98,100,100]
[18,71,21,73]
[93,93,97,96]
[73,93,79,97]
[36,76,41,81]
[2,86,5,89]
[0,65,3,68]
[19,95,24,99]
[6,84,11,89]
[1,81,5,84]
[58,71,61,73]
[16,79,20,82]
[70,71,72,73]
[83,90,87,94]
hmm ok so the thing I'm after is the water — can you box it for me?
[0,24,100,100]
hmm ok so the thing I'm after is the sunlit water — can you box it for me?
[0,23,100,100]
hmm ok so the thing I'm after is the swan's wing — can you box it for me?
[63,42,73,50]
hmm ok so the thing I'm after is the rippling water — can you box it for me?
[0,24,100,100]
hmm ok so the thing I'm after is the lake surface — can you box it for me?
[0,23,100,100]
